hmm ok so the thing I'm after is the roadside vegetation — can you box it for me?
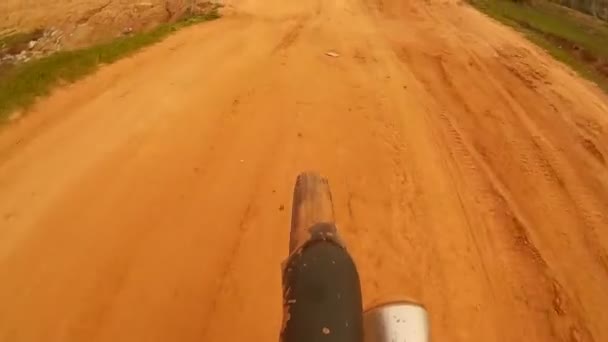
[550,0,608,21]
[469,0,608,92]
[0,7,220,122]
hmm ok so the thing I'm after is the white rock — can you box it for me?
[8,110,23,122]
[136,2,154,9]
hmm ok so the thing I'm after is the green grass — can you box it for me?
[468,0,608,91]
[0,8,220,121]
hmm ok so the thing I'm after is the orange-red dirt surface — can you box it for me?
[1,0,608,341]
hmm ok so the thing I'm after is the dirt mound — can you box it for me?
[0,0,217,49]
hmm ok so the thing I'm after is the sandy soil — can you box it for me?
[1,0,608,341]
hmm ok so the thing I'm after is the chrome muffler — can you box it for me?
[364,302,429,342]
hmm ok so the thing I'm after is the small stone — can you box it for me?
[322,327,330,335]
[136,2,154,9]
[8,110,23,122]
[15,52,28,62]
[325,51,340,58]
[28,40,37,49]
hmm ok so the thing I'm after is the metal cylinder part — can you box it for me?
[363,301,429,342]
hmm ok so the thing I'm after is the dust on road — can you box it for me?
[1,0,608,341]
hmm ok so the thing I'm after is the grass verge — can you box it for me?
[0,8,220,121]
[468,0,608,92]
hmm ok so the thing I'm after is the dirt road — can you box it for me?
[1,0,608,340]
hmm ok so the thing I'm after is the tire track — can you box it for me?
[396,30,600,338]
[433,106,596,342]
